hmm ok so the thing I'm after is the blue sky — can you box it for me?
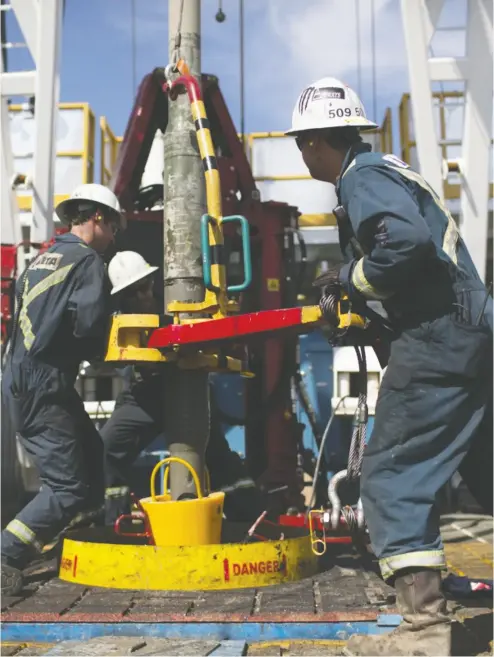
[6,0,464,146]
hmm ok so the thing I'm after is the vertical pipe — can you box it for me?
[163,0,210,500]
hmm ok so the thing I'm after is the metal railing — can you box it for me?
[100,116,122,185]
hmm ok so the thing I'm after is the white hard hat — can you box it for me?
[286,77,378,135]
[108,251,158,295]
[56,183,124,227]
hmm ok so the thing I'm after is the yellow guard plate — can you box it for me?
[59,535,317,591]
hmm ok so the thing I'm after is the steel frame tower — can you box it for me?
[400,0,493,281]
[0,0,63,246]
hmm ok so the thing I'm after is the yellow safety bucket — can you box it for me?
[139,457,224,547]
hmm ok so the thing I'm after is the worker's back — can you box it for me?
[337,149,491,326]
[8,233,110,387]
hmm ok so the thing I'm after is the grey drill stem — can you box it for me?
[163,0,210,500]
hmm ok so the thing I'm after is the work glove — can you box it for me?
[312,266,342,327]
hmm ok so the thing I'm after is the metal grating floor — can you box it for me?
[1,515,492,656]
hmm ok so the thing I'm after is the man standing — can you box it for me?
[103,251,265,526]
[1,184,125,596]
[286,77,492,656]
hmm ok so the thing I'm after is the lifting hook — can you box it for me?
[327,469,366,532]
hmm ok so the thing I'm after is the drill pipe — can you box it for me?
[163,0,209,500]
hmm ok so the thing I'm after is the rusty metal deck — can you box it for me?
[1,514,492,656]
[1,550,394,624]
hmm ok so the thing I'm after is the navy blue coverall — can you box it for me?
[2,234,110,567]
[335,145,492,581]
[103,368,263,524]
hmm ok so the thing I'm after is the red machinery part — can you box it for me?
[1,244,17,280]
[147,308,318,348]
[111,69,168,210]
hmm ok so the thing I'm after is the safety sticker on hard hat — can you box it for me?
[314,86,345,101]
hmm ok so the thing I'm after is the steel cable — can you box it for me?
[347,345,367,480]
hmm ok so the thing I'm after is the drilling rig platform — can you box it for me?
[1,0,493,655]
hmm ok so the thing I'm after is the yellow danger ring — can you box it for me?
[59,534,317,591]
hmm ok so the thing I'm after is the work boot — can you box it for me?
[1,557,23,597]
[344,569,451,656]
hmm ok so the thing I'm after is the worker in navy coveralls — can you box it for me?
[286,76,492,656]
[1,184,125,597]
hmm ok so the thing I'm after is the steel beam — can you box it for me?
[0,71,36,96]
[428,57,469,81]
